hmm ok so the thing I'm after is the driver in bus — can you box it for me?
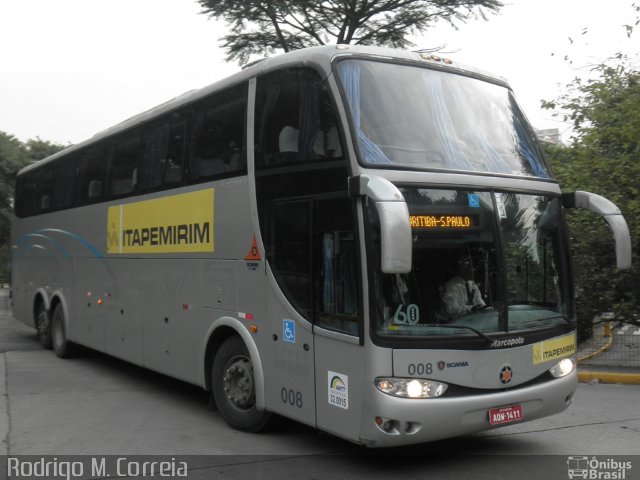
[441,257,486,319]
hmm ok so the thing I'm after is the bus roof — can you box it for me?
[19,44,508,175]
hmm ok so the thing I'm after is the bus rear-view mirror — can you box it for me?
[351,174,412,274]
[563,190,632,270]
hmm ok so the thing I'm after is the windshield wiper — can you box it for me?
[428,324,493,344]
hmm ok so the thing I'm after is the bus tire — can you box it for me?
[51,303,76,358]
[211,335,272,433]
[35,300,52,349]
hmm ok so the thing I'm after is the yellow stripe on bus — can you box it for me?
[107,189,214,254]
[532,333,576,365]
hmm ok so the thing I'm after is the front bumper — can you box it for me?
[358,371,577,447]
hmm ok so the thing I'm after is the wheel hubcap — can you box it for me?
[222,358,255,410]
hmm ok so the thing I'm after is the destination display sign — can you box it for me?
[409,214,479,230]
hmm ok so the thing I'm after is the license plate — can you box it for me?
[489,404,523,425]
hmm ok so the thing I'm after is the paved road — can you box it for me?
[1,288,639,479]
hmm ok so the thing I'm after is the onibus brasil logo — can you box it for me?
[567,456,632,479]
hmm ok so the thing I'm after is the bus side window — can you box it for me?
[34,168,53,214]
[141,111,186,190]
[256,68,344,169]
[51,156,77,210]
[78,147,105,204]
[15,170,43,217]
[189,83,247,182]
[14,175,34,217]
[106,132,141,197]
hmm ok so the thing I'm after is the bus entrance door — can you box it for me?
[314,331,364,443]
[312,204,363,442]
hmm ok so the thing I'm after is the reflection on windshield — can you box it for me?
[336,59,550,178]
[371,189,572,340]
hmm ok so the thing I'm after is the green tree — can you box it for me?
[0,133,29,249]
[198,0,503,64]
[0,132,66,282]
[543,52,640,334]
[25,137,68,162]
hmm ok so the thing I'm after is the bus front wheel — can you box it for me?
[51,303,76,358]
[211,336,272,432]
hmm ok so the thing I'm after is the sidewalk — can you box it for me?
[577,321,640,385]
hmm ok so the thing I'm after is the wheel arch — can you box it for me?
[32,288,51,324]
[201,317,266,411]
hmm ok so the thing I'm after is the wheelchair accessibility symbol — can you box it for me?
[283,319,296,343]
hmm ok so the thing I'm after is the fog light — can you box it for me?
[549,358,576,378]
[374,416,398,434]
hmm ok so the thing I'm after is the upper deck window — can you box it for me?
[335,59,550,178]
[255,68,344,169]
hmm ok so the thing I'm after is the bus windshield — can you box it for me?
[370,188,573,341]
[336,59,550,178]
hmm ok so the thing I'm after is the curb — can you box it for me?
[577,329,613,364]
[577,370,640,385]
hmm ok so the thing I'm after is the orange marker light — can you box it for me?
[248,325,258,334]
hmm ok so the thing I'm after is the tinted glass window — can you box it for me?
[141,111,186,190]
[15,171,39,217]
[51,157,78,210]
[15,158,77,216]
[78,146,105,204]
[107,133,140,197]
[256,68,344,169]
[189,84,247,181]
[13,83,248,216]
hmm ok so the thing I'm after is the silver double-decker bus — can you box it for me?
[11,45,631,447]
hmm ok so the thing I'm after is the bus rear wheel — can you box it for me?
[51,303,76,358]
[35,301,52,349]
[211,336,272,432]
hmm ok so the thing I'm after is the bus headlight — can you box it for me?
[375,378,448,398]
[548,358,576,378]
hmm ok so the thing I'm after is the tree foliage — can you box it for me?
[0,132,66,282]
[543,48,640,330]
[198,0,503,64]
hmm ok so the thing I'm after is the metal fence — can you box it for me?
[577,315,640,369]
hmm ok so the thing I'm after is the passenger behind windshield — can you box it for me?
[441,256,486,320]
